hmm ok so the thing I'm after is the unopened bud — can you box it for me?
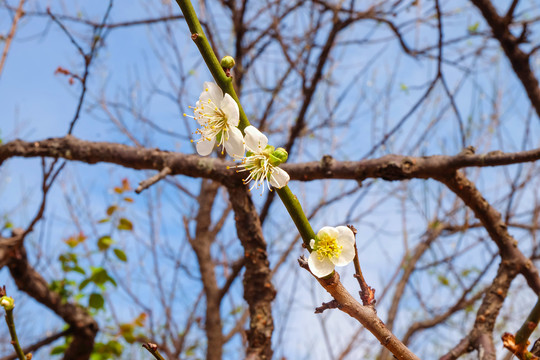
[269,147,288,166]
[220,56,235,69]
[0,296,14,311]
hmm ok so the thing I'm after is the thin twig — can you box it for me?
[348,225,376,306]
[0,0,25,79]
[136,167,172,194]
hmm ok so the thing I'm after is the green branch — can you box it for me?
[175,0,317,251]
[142,343,167,360]
[276,186,316,251]
[515,296,540,345]
[175,0,249,131]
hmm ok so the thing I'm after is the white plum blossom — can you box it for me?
[308,226,356,278]
[236,125,289,192]
[184,82,245,157]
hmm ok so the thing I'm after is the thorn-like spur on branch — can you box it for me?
[142,343,167,360]
[135,166,172,194]
[348,224,376,306]
[503,296,540,358]
[298,255,420,360]
[502,333,539,360]
[315,300,341,314]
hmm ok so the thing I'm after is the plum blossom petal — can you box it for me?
[331,239,355,266]
[220,94,240,127]
[244,126,268,152]
[308,253,335,278]
[196,137,216,156]
[336,226,355,245]
[224,126,245,158]
[269,167,290,189]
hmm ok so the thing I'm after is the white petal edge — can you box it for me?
[201,82,223,106]
[331,240,355,266]
[308,253,335,278]
[336,226,355,245]
[269,167,289,188]
[224,126,245,158]
[196,138,216,156]
[317,226,338,240]
[244,126,268,152]
[221,94,240,127]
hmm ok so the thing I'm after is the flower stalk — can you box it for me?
[1,296,26,360]
[276,186,316,251]
[175,0,249,131]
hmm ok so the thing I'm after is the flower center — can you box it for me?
[185,96,232,150]
[236,153,277,193]
[314,233,342,260]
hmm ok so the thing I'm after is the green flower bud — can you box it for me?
[220,56,235,69]
[0,296,14,311]
[269,147,288,166]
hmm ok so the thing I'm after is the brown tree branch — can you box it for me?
[435,171,540,293]
[297,256,420,360]
[471,0,540,118]
[189,180,223,360]
[440,261,518,360]
[0,0,25,79]
[4,138,540,184]
[227,185,275,360]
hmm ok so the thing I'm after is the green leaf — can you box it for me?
[106,205,118,216]
[97,235,114,251]
[107,275,117,287]
[51,344,68,355]
[117,218,133,231]
[399,83,409,94]
[468,22,479,33]
[90,267,109,285]
[79,278,91,291]
[113,248,127,262]
[89,293,105,309]
[71,266,86,275]
[437,274,450,286]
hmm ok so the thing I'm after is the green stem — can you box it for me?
[142,343,167,360]
[515,296,540,345]
[5,309,26,360]
[276,186,316,251]
[175,0,249,131]
[175,0,317,252]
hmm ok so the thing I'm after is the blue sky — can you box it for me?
[2,0,540,359]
